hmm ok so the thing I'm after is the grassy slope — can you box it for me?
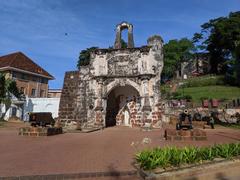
[176,85,240,103]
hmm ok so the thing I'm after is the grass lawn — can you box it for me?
[176,85,240,103]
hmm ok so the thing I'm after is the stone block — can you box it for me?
[174,136,182,141]
[181,136,193,141]
[194,136,207,141]
[179,130,192,137]
[192,121,205,128]
[194,129,205,136]
[165,128,177,136]
[19,127,62,136]
[165,128,207,141]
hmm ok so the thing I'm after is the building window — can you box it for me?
[31,89,36,97]
[20,87,25,94]
[40,90,45,97]
[41,78,48,84]
[12,71,17,78]
[32,76,37,82]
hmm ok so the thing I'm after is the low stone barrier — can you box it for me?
[165,128,207,141]
[136,158,240,180]
[169,116,207,129]
[19,127,63,136]
[192,121,206,128]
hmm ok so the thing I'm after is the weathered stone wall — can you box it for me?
[59,22,165,128]
[59,71,79,122]
[115,100,163,128]
[75,67,95,124]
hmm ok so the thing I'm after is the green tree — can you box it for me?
[109,39,128,49]
[120,39,128,48]
[0,73,22,120]
[236,43,240,86]
[77,47,98,69]
[193,11,240,77]
[162,38,195,79]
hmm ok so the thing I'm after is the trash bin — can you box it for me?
[211,99,219,108]
[202,100,209,108]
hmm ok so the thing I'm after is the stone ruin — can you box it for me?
[59,22,164,128]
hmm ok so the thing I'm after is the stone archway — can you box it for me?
[105,85,140,127]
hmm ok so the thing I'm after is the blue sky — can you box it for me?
[0,0,240,89]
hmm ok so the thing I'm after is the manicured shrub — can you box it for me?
[169,147,183,166]
[198,147,215,161]
[183,146,199,164]
[184,95,192,101]
[136,143,240,170]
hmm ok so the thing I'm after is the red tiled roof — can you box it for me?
[0,52,54,79]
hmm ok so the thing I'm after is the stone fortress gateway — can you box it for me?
[59,22,164,128]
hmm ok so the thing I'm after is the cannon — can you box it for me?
[176,109,193,130]
[29,112,55,127]
[193,112,202,121]
[200,111,218,129]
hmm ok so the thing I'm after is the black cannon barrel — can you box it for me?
[29,112,55,127]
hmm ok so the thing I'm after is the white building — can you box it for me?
[1,97,60,121]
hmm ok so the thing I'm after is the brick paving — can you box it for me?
[0,123,240,179]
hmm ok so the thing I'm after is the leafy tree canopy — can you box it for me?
[235,43,240,86]
[193,11,240,76]
[0,73,22,102]
[162,38,195,79]
[120,39,127,48]
[109,39,128,49]
[0,73,23,119]
[77,47,98,69]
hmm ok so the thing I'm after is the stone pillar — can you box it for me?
[127,24,134,48]
[139,75,152,125]
[141,76,151,112]
[114,26,122,49]
[94,79,104,126]
[153,80,161,106]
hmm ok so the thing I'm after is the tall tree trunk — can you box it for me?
[236,45,240,86]
[209,50,224,74]
[210,57,218,74]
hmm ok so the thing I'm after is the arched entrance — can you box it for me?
[105,85,140,127]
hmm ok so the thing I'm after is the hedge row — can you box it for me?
[136,143,240,170]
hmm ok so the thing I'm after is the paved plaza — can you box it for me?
[0,123,240,179]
